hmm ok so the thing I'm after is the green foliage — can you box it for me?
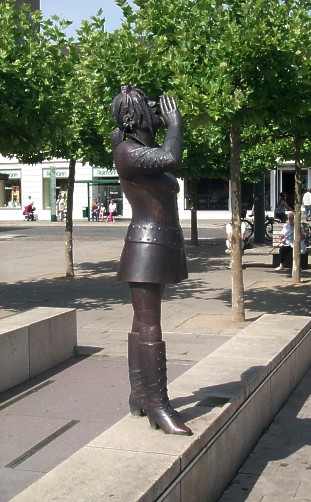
[113,0,311,181]
[1,0,310,178]
[0,0,72,161]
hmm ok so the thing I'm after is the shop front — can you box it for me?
[272,165,310,210]
[90,167,123,217]
[42,167,69,210]
[0,169,22,220]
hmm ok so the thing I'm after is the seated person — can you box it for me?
[275,211,306,271]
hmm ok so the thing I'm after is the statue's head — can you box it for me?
[111,85,162,137]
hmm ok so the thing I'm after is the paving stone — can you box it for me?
[220,368,311,502]
[0,468,40,502]
[0,327,29,392]
[10,447,180,502]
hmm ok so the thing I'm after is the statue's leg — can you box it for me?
[127,283,162,416]
[129,282,192,436]
[130,282,162,343]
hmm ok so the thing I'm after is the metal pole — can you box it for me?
[254,176,265,243]
[50,167,57,222]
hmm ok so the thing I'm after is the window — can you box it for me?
[91,180,123,215]
[42,168,68,209]
[0,170,21,208]
[185,178,229,211]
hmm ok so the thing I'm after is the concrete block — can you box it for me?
[270,351,297,417]
[29,309,77,377]
[0,307,75,331]
[294,333,311,383]
[0,327,29,392]
[0,307,77,392]
[10,446,180,502]
[11,314,311,502]
[179,380,271,502]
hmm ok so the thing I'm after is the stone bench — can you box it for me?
[11,314,311,502]
[0,307,77,393]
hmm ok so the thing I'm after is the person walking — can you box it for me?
[107,199,117,223]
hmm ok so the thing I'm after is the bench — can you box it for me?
[0,307,77,393]
[11,315,311,502]
[272,222,309,269]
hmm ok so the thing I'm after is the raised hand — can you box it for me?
[159,95,182,128]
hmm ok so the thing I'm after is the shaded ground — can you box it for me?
[220,369,311,502]
[1,223,311,501]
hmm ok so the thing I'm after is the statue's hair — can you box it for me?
[111,85,151,135]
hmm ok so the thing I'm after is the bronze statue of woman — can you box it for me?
[111,85,192,436]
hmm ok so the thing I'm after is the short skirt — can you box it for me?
[117,222,188,284]
[117,241,188,284]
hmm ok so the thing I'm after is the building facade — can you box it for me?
[0,156,310,222]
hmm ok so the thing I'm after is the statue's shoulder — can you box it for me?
[115,138,145,156]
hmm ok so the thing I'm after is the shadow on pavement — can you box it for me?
[1,238,309,318]
[0,242,228,314]
[220,280,311,317]
[171,366,265,423]
[0,357,84,407]
[219,369,311,501]
[0,260,128,313]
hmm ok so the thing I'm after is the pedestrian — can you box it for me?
[107,199,117,223]
[91,200,100,222]
[275,212,306,271]
[302,188,311,220]
[57,194,66,221]
[99,203,106,221]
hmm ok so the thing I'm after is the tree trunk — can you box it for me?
[189,178,199,246]
[230,122,245,322]
[254,176,265,243]
[65,158,76,279]
[292,139,303,284]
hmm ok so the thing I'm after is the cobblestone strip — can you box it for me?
[219,369,311,502]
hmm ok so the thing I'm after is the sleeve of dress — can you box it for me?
[119,144,178,179]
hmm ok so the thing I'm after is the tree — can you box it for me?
[0,0,68,160]
[117,0,311,320]
[181,125,229,246]
[0,1,115,278]
[48,13,115,278]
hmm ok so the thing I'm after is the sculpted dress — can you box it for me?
[113,138,188,284]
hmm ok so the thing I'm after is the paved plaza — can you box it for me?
[1,221,311,500]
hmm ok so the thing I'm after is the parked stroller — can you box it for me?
[23,203,36,221]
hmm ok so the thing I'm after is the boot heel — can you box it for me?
[148,416,159,429]
[130,406,145,417]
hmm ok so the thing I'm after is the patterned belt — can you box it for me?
[125,223,184,248]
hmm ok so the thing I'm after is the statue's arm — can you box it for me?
[114,96,183,179]
[115,143,179,178]
[160,95,183,167]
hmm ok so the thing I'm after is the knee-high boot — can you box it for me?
[139,340,192,436]
[128,333,146,416]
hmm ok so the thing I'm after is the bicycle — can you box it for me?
[264,216,274,242]
[241,215,280,243]
[241,217,254,242]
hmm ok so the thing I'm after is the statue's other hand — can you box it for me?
[159,95,182,128]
